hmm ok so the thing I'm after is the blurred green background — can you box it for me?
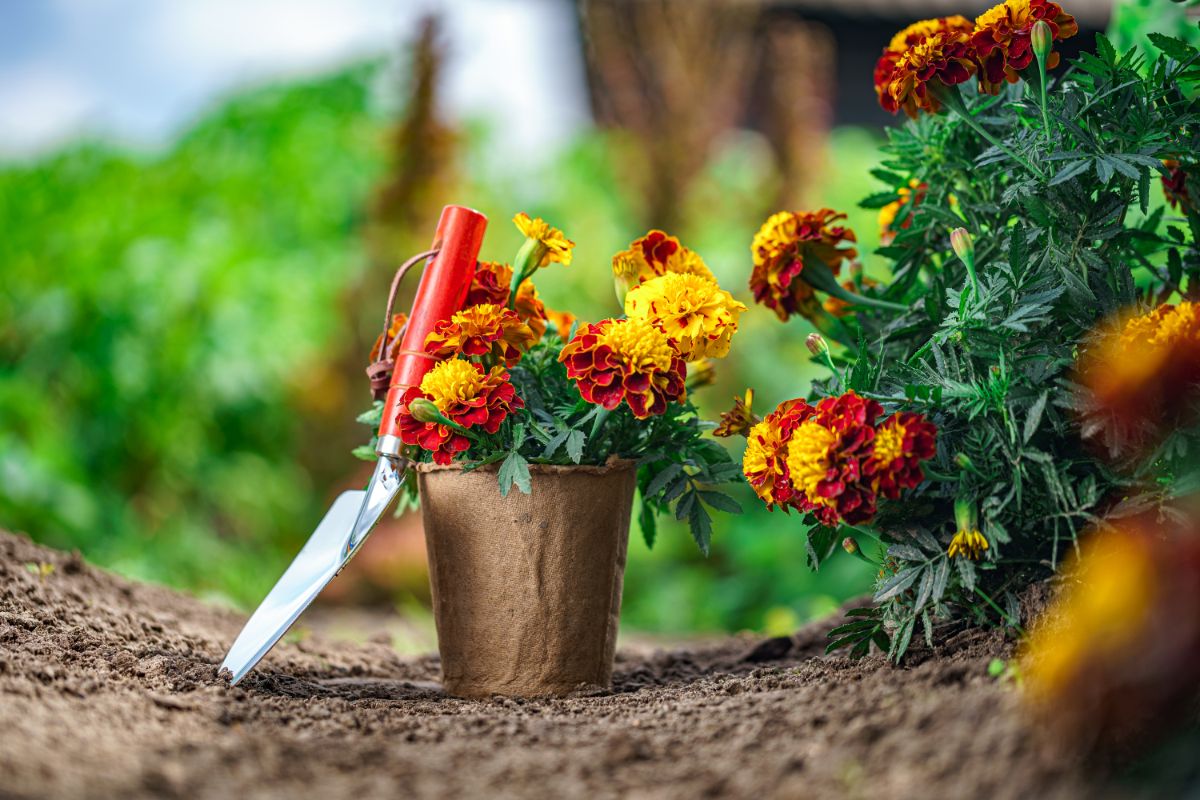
[0,0,1187,641]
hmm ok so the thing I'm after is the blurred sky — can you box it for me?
[0,0,590,163]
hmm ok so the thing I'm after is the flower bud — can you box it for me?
[950,227,974,264]
[806,333,829,358]
[842,537,859,555]
[686,358,716,390]
[1031,20,1053,66]
[955,453,975,471]
[407,397,442,424]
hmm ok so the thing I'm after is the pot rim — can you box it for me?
[414,454,635,476]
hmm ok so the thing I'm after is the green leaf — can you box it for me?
[351,444,377,462]
[698,490,742,514]
[1148,32,1198,63]
[565,430,585,463]
[688,502,713,555]
[644,463,684,499]
[638,498,658,549]
[498,452,531,497]
[874,567,920,602]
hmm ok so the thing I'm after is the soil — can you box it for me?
[0,529,1110,800]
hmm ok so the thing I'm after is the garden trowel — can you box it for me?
[219,205,487,686]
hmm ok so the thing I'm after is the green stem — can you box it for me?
[590,406,612,440]
[1037,61,1052,145]
[935,84,1044,180]
[972,585,1026,635]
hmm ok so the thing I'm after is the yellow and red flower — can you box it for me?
[715,388,757,438]
[612,230,716,299]
[1078,302,1200,447]
[397,359,523,465]
[875,28,977,118]
[1162,160,1192,211]
[559,317,686,418]
[369,312,408,362]
[624,272,747,361]
[424,303,537,367]
[878,179,928,245]
[743,399,814,510]
[513,213,574,268]
[972,0,1078,94]
[866,411,938,499]
[750,209,858,322]
[465,261,549,340]
[784,392,884,526]
[947,528,989,560]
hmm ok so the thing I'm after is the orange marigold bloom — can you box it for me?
[544,308,577,337]
[878,179,928,245]
[559,318,686,418]
[743,399,814,510]
[715,388,757,438]
[465,261,549,340]
[1162,160,1192,211]
[875,28,977,118]
[424,303,536,367]
[369,312,408,362]
[784,392,884,526]
[612,230,717,290]
[750,209,858,322]
[397,359,524,465]
[972,0,1078,94]
[865,411,938,499]
[1078,302,1200,449]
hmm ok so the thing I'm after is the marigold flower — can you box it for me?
[513,212,575,267]
[947,528,989,560]
[424,303,536,367]
[397,359,523,465]
[612,230,717,301]
[742,399,814,509]
[465,261,549,339]
[544,308,577,337]
[1078,302,1200,448]
[715,388,757,438]
[369,312,408,362]
[559,318,686,418]
[878,179,927,245]
[875,29,976,118]
[972,0,1078,94]
[750,209,858,322]
[783,392,883,526]
[624,272,747,361]
[1162,160,1192,211]
[865,412,938,499]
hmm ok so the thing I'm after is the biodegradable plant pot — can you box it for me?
[416,458,636,697]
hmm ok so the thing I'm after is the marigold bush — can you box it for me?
[726,6,1200,660]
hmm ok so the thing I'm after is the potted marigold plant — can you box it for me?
[720,1,1200,661]
[357,215,746,696]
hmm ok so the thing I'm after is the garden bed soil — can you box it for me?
[0,529,1106,799]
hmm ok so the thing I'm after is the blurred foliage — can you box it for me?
[0,58,883,632]
[1108,0,1200,61]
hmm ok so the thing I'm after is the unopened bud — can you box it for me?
[842,537,859,555]
[1031,20,1053,66]
[950,228,974,264]
[848,259,864,282]
[955,453,974,471]
[806,333,829,358]
[407,397,441,424]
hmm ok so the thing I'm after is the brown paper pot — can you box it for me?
[416,458,636,698]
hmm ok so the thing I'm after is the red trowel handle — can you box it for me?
[377,205,487,448]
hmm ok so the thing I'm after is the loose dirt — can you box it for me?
[0,529,1107,799]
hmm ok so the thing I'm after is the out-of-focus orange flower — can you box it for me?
[559,318,686,418]
[972,0,1078,94]
[1023,518,1200,757]
[1077,302,1200,450]
[369,312,408,362]
[465,261,548,340]
[424,303,536,367]
[715,388,757,437]
[543,308,577,337]
[1162,160,1192,211]
[877,179,928,245]
[750,209,858,322]
[397,359,524,465]
[875,29,977,118]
